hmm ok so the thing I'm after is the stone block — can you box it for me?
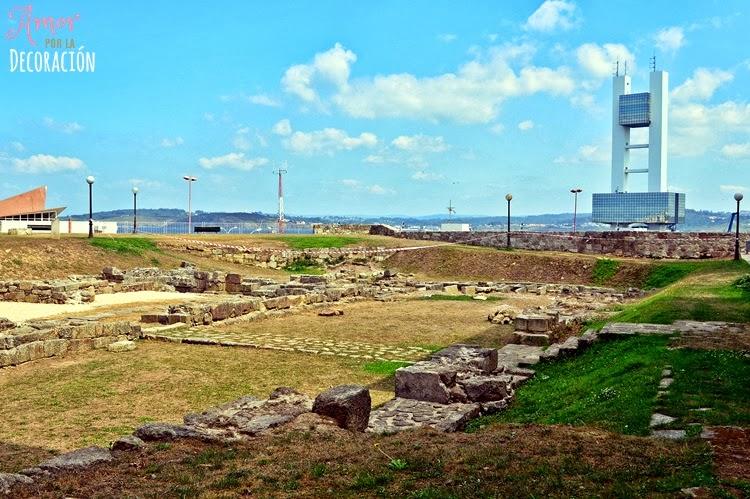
[39,446,113,471]
[511,331,550,347]
[395,363,455,404]
[459,375,510,402]
[111,435,145,451]
[107,340,137,353]
[515,315,553,332]
[312,385,371,432]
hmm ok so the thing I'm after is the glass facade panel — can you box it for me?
[619,92,651,127]
[592,192,686,225]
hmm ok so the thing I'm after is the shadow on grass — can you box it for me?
[0,441,58,474]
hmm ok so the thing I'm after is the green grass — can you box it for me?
[469,332,750,438]
[362,360,412,376]
[283,258,325,275]
[419,294,502,302]
[660,349,750,427]
[608,282,750,325]
[89,237,159,255]
[468,336,672,436]
[591,258,620,285]
[271,235,363,249]
[643,260,746,289]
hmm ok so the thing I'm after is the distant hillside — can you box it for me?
[68,207,745,232]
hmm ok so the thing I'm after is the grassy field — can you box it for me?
[18,425,715,498]
[594,260,750,326]
[470,335,750,435]
[0,342,392,472]
[215,299,527,350]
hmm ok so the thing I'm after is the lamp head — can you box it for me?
[505,193,513,202]
[183,175,197,182]
[735,193,744,202]
[85,176,95,185]
[132,186,139,194]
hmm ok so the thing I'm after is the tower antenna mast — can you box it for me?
[273,164,288,234]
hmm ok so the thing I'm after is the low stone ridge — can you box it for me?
[111,435,145,452]
[367,398,481,433]
[38,446,113,472]
[0,473,33,494]
[0,319,141,368]
[312,385,371,431]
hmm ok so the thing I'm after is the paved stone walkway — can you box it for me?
[145,328,432,363]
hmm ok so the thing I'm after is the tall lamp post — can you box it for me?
[570,188,582,233]
[505,193,513,249]
[734,192,743,261]
[183,176,197,234]
[85,176,95,238]
[132,186,139,234]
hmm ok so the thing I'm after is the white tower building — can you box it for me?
[593,65,684,230]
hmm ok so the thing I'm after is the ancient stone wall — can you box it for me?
[159,240,392,269]
[0,318,141,368]
[372,225,748,259]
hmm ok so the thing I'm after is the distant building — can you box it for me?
[441,223,470,232]
[0,186,117,234]
[592,67,686,230]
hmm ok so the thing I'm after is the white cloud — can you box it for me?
[576,43,635,79]
[671,68,733,102]
[340,179,395,195]
[272,118,292,136]
[524,0,578,32]
[367,184,394,195]
[9,141,25,152]
[129,178,163,189]
[246,94,280,107]
[160,136,184,148]
[203,112,215,122]
[391,134,449,153]
[282,42,356,104]
[655,26,685,53]
[553,142,609,164]
[284,128,377,155]
[198,153,269,171]
[518,120,534,131]
[671,101,750,157]
[9,154,85,173]
[43,117,83,134]
[284,43,575,124]
[489,123,505,135]
[721,143,750,159]
[720,184,748,193]
[438,33,457,43]
[412,170,444,181]
[232,128,251,151]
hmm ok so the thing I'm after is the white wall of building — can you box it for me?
[0,219,118,235]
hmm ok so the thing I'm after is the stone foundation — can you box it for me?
[0,318,141,368]
[372,225,748,259]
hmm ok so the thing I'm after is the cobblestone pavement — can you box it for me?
[145,328,432,363]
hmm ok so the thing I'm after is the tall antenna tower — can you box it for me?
[447,200,456,218]
[273,164,287,233]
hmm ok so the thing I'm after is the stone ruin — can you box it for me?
[0,317,141,368]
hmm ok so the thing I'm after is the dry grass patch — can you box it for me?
[385,245,652,287]
[151,233,443,249]
[15,424,715,498]
[0,341,389,471]
[216,299,523,350]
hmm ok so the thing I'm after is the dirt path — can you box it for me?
[0,291,207,322]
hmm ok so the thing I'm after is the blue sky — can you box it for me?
[1,0,749,216]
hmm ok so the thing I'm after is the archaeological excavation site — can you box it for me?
[0,229,747,497]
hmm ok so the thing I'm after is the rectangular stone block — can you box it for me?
[511,331,550,347]
[395,363,455,404]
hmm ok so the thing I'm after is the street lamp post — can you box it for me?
[734,192,744,261]
[183,176,197,234]
[85,176,95,238]
[132,187,139,234]
[570,188,583,233]
[505,193,513,249]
